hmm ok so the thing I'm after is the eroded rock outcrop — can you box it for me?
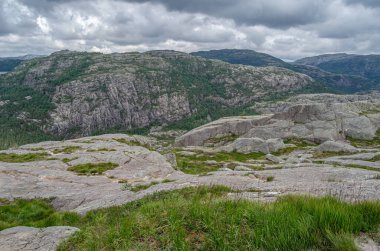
[176,94,380,150]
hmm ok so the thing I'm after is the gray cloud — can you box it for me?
[0,0,379,60]
[119,0,330,28]
[344,0,380,7]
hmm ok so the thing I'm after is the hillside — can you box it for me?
[0,50,314,149]
[295,53,380,82]
[192,49,378,92]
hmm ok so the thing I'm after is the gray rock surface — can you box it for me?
[0,226,79,251]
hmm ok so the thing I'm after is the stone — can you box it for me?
[265,154,282,163]
[221,138,285,154]
[315,141,358,153]
[177,151,197,157]
[234,166,252,171]
[217,167,233,172]
[0,226,79,251]
[204,160,218,165]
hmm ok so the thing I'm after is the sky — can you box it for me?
[0,0,379,60]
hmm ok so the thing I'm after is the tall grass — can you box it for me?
[1,187,380,251]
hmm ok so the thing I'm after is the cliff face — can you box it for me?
[0,50,313,142]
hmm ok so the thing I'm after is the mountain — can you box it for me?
[192,49,377,92]
[295,53,380,82]
[191,49,289,68]
[0,50,314,149]
[0,55,44,72]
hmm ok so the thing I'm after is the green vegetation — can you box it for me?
[273,139,315,156]
[0,199,80,231]
[0,152,48,163]
[113,138,151,149]
[203,133,239,145]
[86,148,116,152]
[0,84,58,150]
[53,146,82,154]
[67,162,119,175]
[313,151,354,158]
[62,157,79,164]
[369,154,380,162]
[348,132,380,148]
[175,150,265,174]
[2,187,380,250]
[344,164,380,172]
[266,176,275,182]
[130,181,160,192]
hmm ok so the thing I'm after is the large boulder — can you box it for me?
[175,115,273,147]
[0,226,79,251]
[221,138,285,154]
[315,141,358,153]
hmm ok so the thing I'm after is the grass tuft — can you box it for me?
[68,162,118,175]
[53,146,82,154]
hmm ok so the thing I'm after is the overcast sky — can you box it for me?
[1,0,379,60]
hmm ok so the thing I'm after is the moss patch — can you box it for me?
[53,146,82,154]
[68,162,119,175]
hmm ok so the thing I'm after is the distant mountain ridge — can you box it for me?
[192,49,380,93]
[0,55,44,72]
[295,53,380,82]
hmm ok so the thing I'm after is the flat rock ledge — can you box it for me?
[0,226,79,251]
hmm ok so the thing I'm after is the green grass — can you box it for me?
[273,138,315,156]
[130,182,160,192]
[0,199,80,231]
[0,152,49,163]
[53,146,82,154]
[113,138,151,149]
[203,133,239,145]
[175,150,266,174]
[67,162,119,175]
[369,154,380,162]
[58,186,380,251]
[345,164,380,172]
[347,132,380,148]
[86,148,116,152]
[266,176,275,182]
[313,151,355,158]
[62,157,79,164]
[1,187,380,250]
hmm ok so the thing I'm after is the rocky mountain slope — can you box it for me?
[193,49,378,92]
[0,50,313,149]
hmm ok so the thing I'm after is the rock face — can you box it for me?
[0,226,79,251]
[176,94,380,149]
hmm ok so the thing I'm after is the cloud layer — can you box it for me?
[0,0,379,59]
